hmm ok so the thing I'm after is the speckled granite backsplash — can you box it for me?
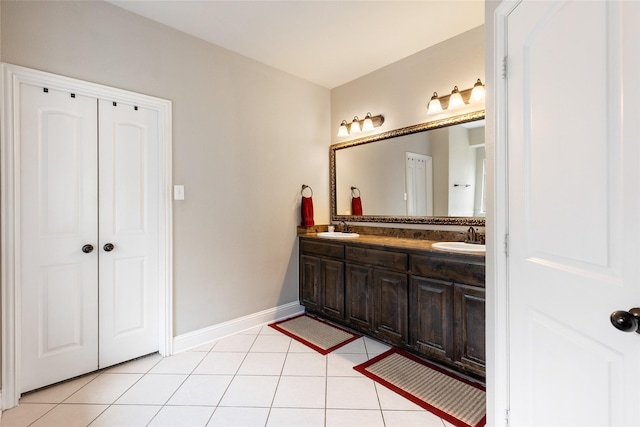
[297,225,484,243]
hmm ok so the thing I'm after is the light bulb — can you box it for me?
[427,92,443,114]
[448,86,464,109]
[337,120,349,137]
[362,113,374,131]
[350,117,361,133]
[469,79,485,104]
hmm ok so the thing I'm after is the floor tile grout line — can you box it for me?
[142,369,192,425]
[371,365,388,427]
[206,326,261,423]
[324,345,330,427]
[85,355,164,427]
[263,331,294,427]
[173,329,249,425]
[8,328,461,427]
[23,361,141,427]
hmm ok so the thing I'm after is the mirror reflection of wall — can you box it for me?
[335,120,485,218]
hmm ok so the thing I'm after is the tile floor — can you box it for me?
[1,323,458,427]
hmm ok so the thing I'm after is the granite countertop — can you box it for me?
[299,232,485,257]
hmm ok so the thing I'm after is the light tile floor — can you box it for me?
[1,324,458,427]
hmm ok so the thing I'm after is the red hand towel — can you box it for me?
[301,196,315,226]
[351,196,363,216]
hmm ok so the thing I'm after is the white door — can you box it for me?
[405,152,433,216]
[19,87,160,392]
[20,85,99,392]
[506,1,640,425]
[98,100,159,367]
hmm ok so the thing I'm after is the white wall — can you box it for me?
[1,1,330,335]
[473,146,487,216]
[448,126,476,217]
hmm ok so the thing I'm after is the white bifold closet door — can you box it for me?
[20,84,159,393]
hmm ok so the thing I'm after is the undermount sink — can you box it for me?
[316,232,360,239]
[432,241,486,254]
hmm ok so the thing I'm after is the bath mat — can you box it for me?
[269,314,360,355]
[354,348,486,427]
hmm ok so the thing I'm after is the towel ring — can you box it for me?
[351,186,361,197]
[301,184,313,197]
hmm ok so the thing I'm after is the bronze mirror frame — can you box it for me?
[330,110,486,226]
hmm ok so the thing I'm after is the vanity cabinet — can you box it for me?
[344,246,408,346]
[344,265,410,345]
[299,240,345,322]
[372,269,408,345]
[409,253,486,377]
[409,277,454,362]
[344,263,374,331]
[453,283,486,375]
[298,235,485,377]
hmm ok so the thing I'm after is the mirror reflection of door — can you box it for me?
[405,152,433,216]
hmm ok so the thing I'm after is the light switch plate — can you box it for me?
[174,185,185,200]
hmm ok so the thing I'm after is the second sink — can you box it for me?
[317,232,360,239]
[432,241,485,254]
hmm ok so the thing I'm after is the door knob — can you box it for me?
[610,308,640,334]
[103,243,114,252]
[81,244,94,253]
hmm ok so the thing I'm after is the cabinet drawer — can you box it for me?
[346,246,408,272]
[410,254,484,287]
[300,240,344,259]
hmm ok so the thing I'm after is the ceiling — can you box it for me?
[107,1,485,89]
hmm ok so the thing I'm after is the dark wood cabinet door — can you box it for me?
[454,283,486,376]
[300,254,321,310]
[409,276,454,363]
[373,269,408,345]
[321,259,344,320]
[345,263,374,332]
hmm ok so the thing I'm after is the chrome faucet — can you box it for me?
[466,226,479,244]
[339,221,353,233]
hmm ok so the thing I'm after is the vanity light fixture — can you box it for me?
[426,92,443,114]
[337,120,349,137]
[350,116,362,134]
[361,113,374,131]
[426,78,486,114]
[336,113,385,136]
[469,78,486,104]
[448,86,465,110]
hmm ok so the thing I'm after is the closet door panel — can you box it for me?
[19,84,99,393]
[98,101,159,367]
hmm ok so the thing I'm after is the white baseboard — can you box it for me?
[172,302,304,353]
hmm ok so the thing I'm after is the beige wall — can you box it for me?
[430,128,450,217]
[331,25,485,146]
[2,1,486,339]
[330,25,484,227]
[335,132,431,216]
[1,1,330,335]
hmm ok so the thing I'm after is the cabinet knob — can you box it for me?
[81,244,94,253]
[103,243,115,252]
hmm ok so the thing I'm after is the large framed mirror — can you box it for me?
[330,110,486,226]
